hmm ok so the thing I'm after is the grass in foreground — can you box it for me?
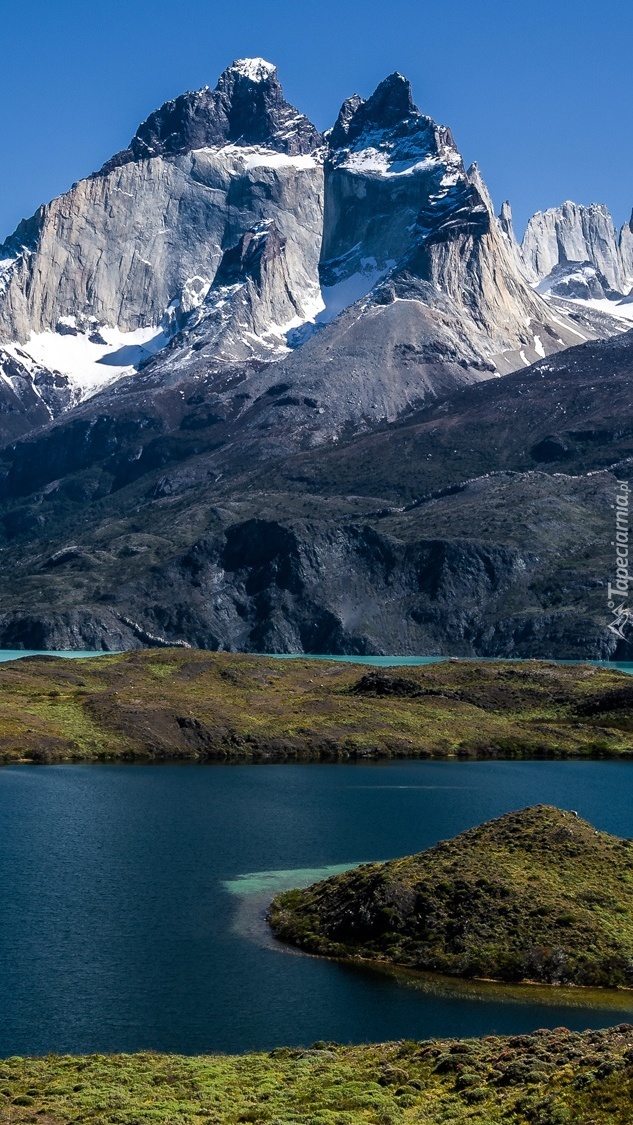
[2,1027,633,1123]
[1,650,633,764]
[269,806,633,987]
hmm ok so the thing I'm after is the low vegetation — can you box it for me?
[2,651,633,764]
[3,1026,633,1123]
[270,806,633,987]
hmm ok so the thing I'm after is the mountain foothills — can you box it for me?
[2,651,633,764]
[0,58,631,656]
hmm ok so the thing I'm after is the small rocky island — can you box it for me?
[269,806,633,987]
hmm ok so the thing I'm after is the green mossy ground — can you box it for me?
[269,806,633,987]
[2,1027,633,1123]
[1,650,633,764]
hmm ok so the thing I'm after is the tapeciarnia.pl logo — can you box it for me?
[608,480,633,640]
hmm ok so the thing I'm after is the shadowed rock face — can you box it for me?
[0,345,74,439]
[0,333,631,657]
[328,71,416,146]
[100,58,323,171]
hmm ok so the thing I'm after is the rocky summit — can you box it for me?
[0,59,631,656]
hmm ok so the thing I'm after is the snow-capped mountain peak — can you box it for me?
[98,57,322,174]
[330,72,430,149]
[0,61,622,441]
[328,75,462,186]
[228,58,278,82]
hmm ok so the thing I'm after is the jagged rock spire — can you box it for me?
[620,208,633,289]
[496,199,527,273]
[330,73,416,147]
[466,162,495,215]
[498,201,515,238]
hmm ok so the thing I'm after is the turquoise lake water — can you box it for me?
[1,649,632,673]
[0,650,112,662]
[2,760,633,1057]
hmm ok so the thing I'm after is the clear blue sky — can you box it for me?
[1,0,631,241]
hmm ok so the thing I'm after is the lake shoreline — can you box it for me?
[3,1025,633,1123]
[3,747,633,768]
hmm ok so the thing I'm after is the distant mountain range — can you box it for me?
[0,58,631,657]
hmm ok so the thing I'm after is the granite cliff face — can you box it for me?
[621,211,633,289]
[0,60,603,447]
[0,60,324,349]
[520,201,633,306]
[521,202,626,291]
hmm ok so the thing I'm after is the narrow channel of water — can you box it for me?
[1,648,632,672]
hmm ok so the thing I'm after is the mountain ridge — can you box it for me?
[0,58,610,445]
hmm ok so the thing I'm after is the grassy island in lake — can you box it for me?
[269,806,633,987]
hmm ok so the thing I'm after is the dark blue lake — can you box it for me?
[2,759,633,1057]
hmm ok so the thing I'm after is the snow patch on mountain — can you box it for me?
[8,320,171,399]
[221,146,320,171]
[337,146,458,181]
[534,262,633,325]
[331,116,463,188]
[230,58,277,82]
[560,296,633,323]
[287,256,397,346]
[319,257,396,321]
